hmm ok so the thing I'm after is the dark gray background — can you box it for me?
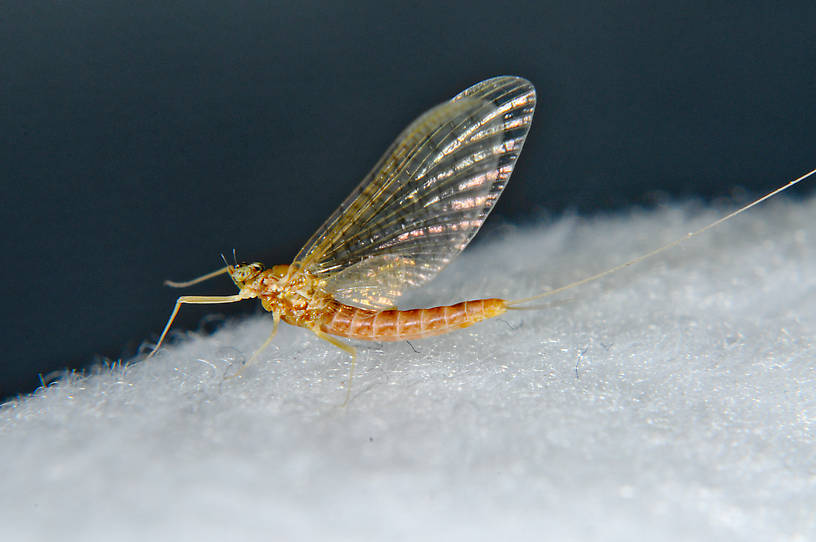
[2,1,814,401]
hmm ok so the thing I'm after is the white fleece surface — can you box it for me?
[2,197,815,541]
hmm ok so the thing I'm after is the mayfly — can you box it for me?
[149,76,814,399]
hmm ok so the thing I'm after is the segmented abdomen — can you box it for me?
[319,299,507,341]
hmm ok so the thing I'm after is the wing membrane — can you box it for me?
[292,76,536,309]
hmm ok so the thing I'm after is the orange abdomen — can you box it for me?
[319,299,508,341]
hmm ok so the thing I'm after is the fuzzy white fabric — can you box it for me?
[2,197,814,541]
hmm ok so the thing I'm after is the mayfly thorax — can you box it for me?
[147,75,814,400]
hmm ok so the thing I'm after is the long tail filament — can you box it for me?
[506,167,816,307]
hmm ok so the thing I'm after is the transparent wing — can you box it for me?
[292,76,536,309]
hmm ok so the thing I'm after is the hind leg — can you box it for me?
[312,329,357,406]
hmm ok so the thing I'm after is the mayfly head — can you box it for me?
[228,262,265,289]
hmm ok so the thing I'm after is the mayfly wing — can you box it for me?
[291,76,536,309]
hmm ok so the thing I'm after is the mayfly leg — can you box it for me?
[148,294,247,358]
[163,266,229,288]
[313,328,358,406]
[225,312,282,380]
[248,312,280,365]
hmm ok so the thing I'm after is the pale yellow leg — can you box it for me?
[248,312,280,365]
[225,312,281,380]
[163,266,230,288]
[312,328,357,406]
[147,294,247,358]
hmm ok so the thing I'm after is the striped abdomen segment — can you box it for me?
[319,299,507,341]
